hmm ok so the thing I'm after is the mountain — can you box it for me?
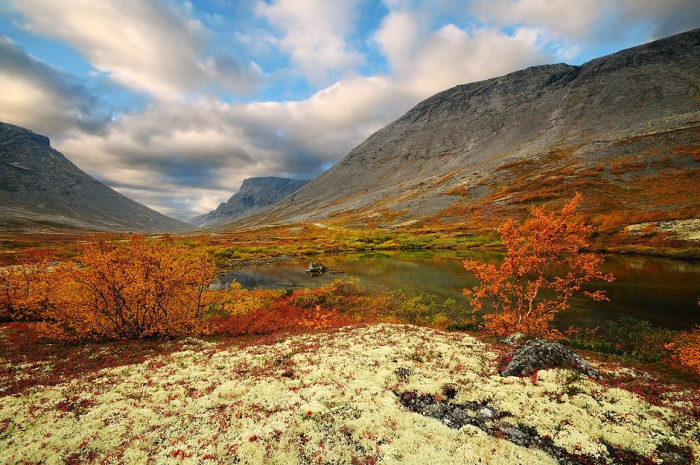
[189,177,309,227]
[225,29,700,244]
[0,122,191,232]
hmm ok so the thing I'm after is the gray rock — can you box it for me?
[500,338,599,379]
[305,262,328,275]
[658,452,688,465]
[398,390,690,463]
[500,426,532,447]
[498,332,525,346]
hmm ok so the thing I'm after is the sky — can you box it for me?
[0,1,699,221]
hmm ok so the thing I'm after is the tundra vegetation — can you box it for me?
[1,198,699,463]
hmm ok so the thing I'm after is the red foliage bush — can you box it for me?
[213,293,352,337]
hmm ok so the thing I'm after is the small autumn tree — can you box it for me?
[463,195,614,338]
[46,234,217,341]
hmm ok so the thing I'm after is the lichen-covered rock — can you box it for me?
[2,325,696,464]
[501,338,599,379]
[498,332,525,346]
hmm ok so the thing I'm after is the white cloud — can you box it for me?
[471,0,604,41]
[54,80,408,219]
[256,0,365,85]
[470,0,700,44]
[409,26,544,95]
[617,0,700,40]
[373,11,422,74]
[374,10,548,97]
[8,0,262,100]
[0,35,109,135]
[4,0,696,222]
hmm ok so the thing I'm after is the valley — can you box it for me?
[1,26,699,465]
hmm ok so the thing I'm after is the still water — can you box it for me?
[212,251,700,331]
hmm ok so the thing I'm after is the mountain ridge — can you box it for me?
[0,122,191,232]
[217,28,700,245]
[189,176,309,228]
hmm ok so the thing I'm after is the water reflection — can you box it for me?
[212,251,700,331]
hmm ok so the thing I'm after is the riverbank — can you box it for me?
[212,251,700,332]
[1,324,698,464]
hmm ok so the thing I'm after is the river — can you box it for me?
[212,251,700,331]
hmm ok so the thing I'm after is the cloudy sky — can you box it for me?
[1,1,698,221]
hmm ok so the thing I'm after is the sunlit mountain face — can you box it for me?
[1,0,697,221]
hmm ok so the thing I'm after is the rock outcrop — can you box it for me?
[0,122,191,232]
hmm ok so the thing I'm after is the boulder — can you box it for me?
[305,262,328,275]
[500,338,598,379]
[498,332,524,346]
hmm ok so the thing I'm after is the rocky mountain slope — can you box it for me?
[189,177,308,227]
[225,28,700,245]
[0,122,191,232]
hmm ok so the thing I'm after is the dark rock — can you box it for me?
[500,426,532,448]
[398,391,492,431]
[305,262,328,275]
[500,338,599,379]
[398,390,685,464]
[658,452,687,465]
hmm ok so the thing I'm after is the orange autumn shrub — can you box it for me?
[665,327,700,378]
[464,195,614,338]
[0,254,53,322]
[45,235,217,341]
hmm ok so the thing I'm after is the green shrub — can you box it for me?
[604,316,675,362]
[564,317,676,362]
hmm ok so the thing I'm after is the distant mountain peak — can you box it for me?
[189,176,309,228]
[0,121,191,232]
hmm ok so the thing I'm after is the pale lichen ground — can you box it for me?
[1,324,698,464]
